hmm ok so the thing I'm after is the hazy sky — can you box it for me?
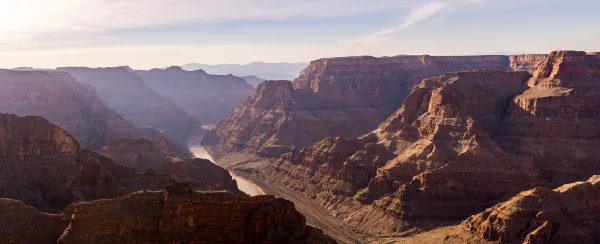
[0,0,598,69]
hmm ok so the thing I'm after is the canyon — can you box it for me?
[136,66,255,124]
[202,54,548,158]
[0,69,190,156]
[210,51,600,241]
[57,66,200,146]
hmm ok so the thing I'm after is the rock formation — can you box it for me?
[0,184,336,244]
[449,175,600,244]
[203,54,548,158]
[56,66,199,146]
[247,51,600,234]
[100,138,240,194]
[0,113,184,213]
[0,69,190,156]
[136,66,255,124]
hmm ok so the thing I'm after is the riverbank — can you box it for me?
[189,146,265,196]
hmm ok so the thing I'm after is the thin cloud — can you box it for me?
[343,0,486,46]
[0,0,418,43]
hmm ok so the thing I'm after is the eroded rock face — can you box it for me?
[100,138,241,194]
[0,69,190,157]
[252,50,600,234]
[0,113,185,213]
[449,175,600,244]
[57,67,199,146]
[0,184,336,244]
[136,66,255,125]
[203,54,547,158]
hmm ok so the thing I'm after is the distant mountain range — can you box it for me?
[179,62,308,81]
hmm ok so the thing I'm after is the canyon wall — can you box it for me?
[0,113,236,213]
[136,66,255,125]
[0,69,190,156]
[250,51,600,234]
[203,54,548,158]
[57,67,199,146]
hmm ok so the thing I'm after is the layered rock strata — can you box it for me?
[0,69,190,156]
[136,66,255,124]
[252,51,600,234]
[57,67,199,146]
[0,113,183,212]
[449,175,600,244]
[0,184,335,244]
[100,138,240,193]
[203,54,548,158]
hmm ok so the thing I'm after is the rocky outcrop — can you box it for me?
[449,175,600,244]
[0,184,336,244]
[0,69,190,156]
[250,51,600,234]
[136,66,254,124]
[100,138,241,194]
[203,54,549,158]
[57,67,199,146]
[0,113,183,213]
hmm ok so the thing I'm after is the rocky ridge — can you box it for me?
[57,66,199,146]
[448,175,600,244]
[248,51,600,234]
[136,66,255,125]
[0,183,335,244]
[203,54,548,158]
[0,69,190,156]
[0,113,239,213]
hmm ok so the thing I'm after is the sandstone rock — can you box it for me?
[56,185,335,243]
[449,175,600,244]
[250,50,600,235]
[136,66,255,125]
[509,54,548,73]
[0,69,190,157]
[57,66,199,146]
[203,54,548,159]
[0,184,336,243]
[100,138,241,194]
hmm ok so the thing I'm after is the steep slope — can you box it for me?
[0,69,190,156]
[203,54,548,158]
[56,66,199,145]
[449,175,600,244]
[251,51,600,234]
[0,183,335,244]
[0,113,239,214]
[100,138,240,194]
[136,66,254,124]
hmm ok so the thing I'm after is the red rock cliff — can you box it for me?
[204,54,534,158]
[251,50,600,235]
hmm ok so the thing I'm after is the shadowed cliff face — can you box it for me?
[252,51,600,234]
[56,67,200,147]
[136,66,255,125]
[0,184,336,244]
[0,69,190,157]
[203,54,548,158]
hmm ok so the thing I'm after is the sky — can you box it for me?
[0,0,598,69]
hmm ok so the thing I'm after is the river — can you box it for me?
[189,146,265,196]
